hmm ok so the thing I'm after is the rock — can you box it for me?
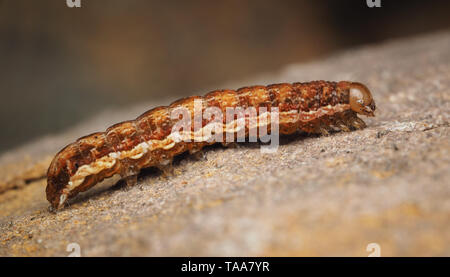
[0,31,449,256]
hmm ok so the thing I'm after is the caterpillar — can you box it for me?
[46,81,376,209]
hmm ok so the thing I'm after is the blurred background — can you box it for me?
[1,0,449,154]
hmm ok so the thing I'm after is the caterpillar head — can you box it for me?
[349,82,376,117]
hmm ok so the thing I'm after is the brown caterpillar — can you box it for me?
[46,81,375,209]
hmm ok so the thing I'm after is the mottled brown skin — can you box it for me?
[47,81,376,209]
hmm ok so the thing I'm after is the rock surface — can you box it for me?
[0,32,449,256]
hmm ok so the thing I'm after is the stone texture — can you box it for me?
[0,31,449,256]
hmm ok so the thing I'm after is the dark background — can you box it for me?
[1,0,449,154]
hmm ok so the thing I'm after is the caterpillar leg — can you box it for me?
[221,142,238,148]
[190,150,207,161]
[349,116,367,129]
[123,174,138,187]
[333,111,367,131]
[335,119,351,132]
[315,123,333,136]
[157,159,175,178]
[119,160,140,188]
